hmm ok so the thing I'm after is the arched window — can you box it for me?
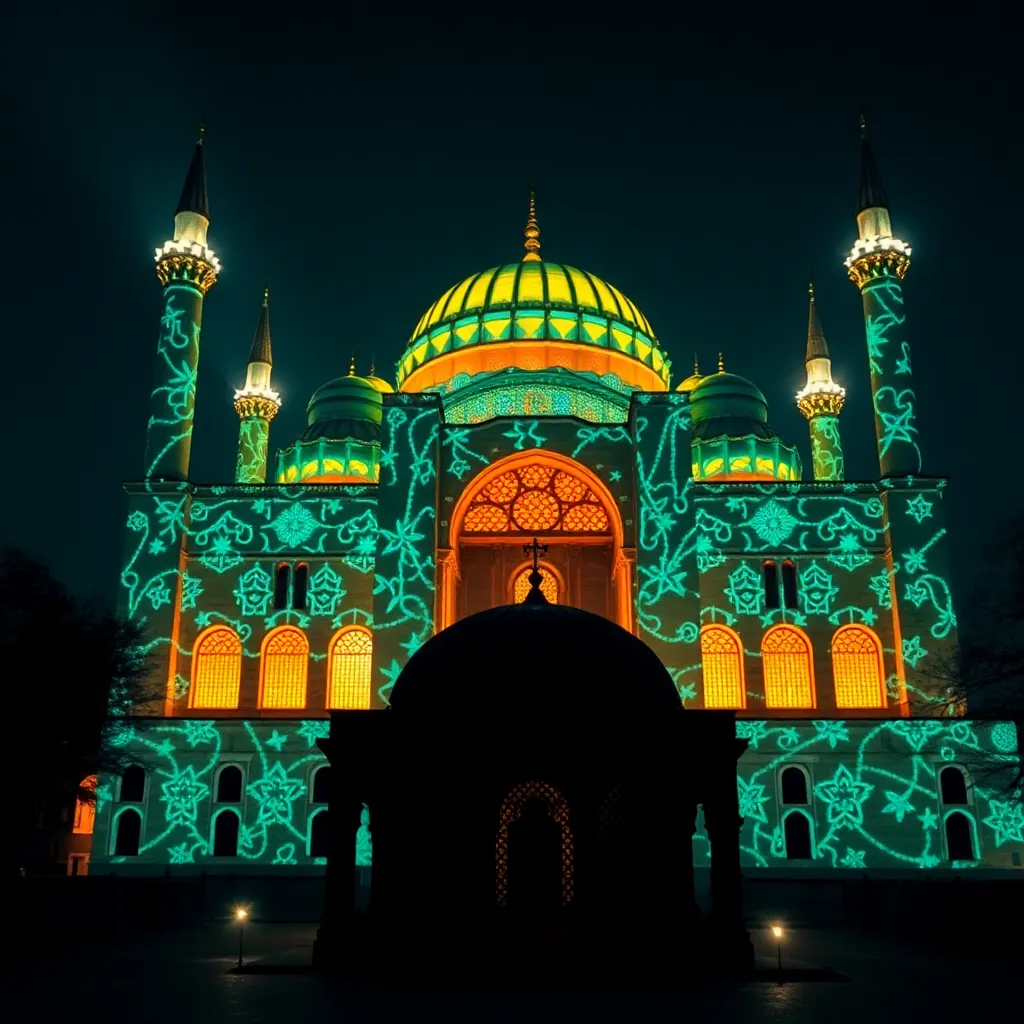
[113,809,141,856]
[293,563,309,610]
[762,625,815,708]
[700,625,745,709]
[831,625,885,708]
[215,765,243,803]
[783,810,813,859]
[312,765,330,804]
[327,629,372,710]
[940,766,969,805]
[261,627,309,709]
[212,809,240,857]
[781,560,798,609]
[73,775,97,835]
[780,765,809,805]
[310,810,330,858]
[273,563,290,610]
[512,565,559,604]
[119,765,146,803]
[191,627,242,709]
[763,561,780,610]
[944,811,977,861]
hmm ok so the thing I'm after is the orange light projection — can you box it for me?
[261,627,309,709]
[191,627,242,709]
[462,463,610,534]
[762,625,815,708]
[700,625,746,708]
[73,775,97,835]
[513,565,558,604]
[831,625,886,708]
[328,628,372,709]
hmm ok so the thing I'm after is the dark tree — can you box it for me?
[1,548,157,875]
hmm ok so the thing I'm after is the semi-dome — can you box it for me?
[688,368,802,482]
[275,371,382,484]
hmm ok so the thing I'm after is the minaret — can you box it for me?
[796,284,846,480]
[845,116,920,477]
[144,126,221,479]
[234,289,282,483]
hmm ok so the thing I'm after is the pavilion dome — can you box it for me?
[396,259,670,425]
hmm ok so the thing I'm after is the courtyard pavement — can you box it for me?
[4,921,1014,1021]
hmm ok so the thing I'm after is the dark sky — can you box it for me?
[5,9,1021,634]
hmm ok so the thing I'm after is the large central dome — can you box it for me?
[395,204,670,424]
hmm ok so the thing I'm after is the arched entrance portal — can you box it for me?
[440,452,632,630]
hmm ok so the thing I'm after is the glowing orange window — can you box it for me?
[328,628,372,710]
[261,627,309,709]
[700,625,746,709]
[191,627,242,709]
[513,565,558,604]
[72,775,97,835]
[831,625,886,708]
[762,625,815,709]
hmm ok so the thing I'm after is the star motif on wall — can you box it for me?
[905,494,934,524]
[982,800,1024,847]
[265,729,288,751]
[881,790,916,823]
[160,766,210,827]
[296,720,330,749]
[747,500,799,546]
[248,763,304,826]
[917,808,938,831]
[814,765,873,830]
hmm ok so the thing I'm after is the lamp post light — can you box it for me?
[236,906,248,967]
[771,924,784,973]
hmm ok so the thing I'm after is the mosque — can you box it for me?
[77,122,1024,913]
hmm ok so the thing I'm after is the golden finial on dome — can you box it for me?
[523,186,541,262]
[348,353,356,377]
[809,281,815,302]
[693,352,700,376]
[718,352,725,373]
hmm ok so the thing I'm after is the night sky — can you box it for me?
[5,10,1020,637]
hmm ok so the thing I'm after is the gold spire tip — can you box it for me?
[693,352,700,375]
[263,286,269,304]
[809,281,815,300]
[859,113,867,138]
[198,120,205,145]
[717,352,725,373]
[348,354,356,376]
[523,185,541,262]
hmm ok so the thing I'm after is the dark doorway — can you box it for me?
[506,798,562,918]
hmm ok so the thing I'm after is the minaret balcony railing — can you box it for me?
[155,238,222,275]
[844,234,911,267]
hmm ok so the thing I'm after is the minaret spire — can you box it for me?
[523,186,541,262]
[797,283,846,480]
[234,288,282,484]
[175,122,211,223]
[845,116,921,477]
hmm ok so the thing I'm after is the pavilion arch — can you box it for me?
[441,450,630,630]
[762,624,815,709]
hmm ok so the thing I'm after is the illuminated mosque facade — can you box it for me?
[79,123,1024,886]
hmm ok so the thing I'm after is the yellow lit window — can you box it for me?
[513,565,558,604]
[261,627,309,709]
[762,625,814,708]
[73,775,97,835]
[328,628,372,710]
[701,626,746,708]
[831,625,886,708]
[191,627,242,709]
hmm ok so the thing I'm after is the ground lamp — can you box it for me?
[235,906,248,967]
[771,924,784,972]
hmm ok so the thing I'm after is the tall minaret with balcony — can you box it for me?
[144,126,221,480]
[234,289,281,483]
[845,117,919,477]
[796,284,846,480]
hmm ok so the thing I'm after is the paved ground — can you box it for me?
[5,922,1014,1022]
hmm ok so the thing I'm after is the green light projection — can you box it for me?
[236,417,270,484]
[859,275,921,476]
[144,283,205,480]
[809,414,845,481]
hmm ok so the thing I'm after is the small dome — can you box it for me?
[675,372,704,394]
[689,371,769,431]
[365,373,395,394]
[304,374,382,436]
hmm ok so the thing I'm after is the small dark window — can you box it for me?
[781,560,798,609]
[940,766,968,805]
[312,766,330,804]
[310,811,330,858]
[784,811,813,859]
[120,765,145,803]
[114,809,142,856]
[945,811,976,861]
[274,563,291,610]
[780,766,808,805]
[763,561,780,610]
[293,563,309,610]
[213,810,240,856]
[216,765,243,803]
